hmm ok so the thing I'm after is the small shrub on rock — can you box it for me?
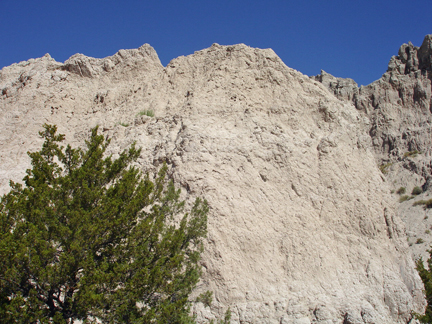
[403,150,421,158]
[396,187,406,195]
[412,186,423,195]
[379,162,393,174]
[413,199,432,209]
[399,195,411,203]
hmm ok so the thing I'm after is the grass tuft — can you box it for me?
[137,109,155,117]
[403,150,421,158]
[413,199,432,209]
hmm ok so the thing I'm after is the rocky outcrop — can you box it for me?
[314,35,432,161]
[315,35,432,264]
[0,41,428,323]
[61,44,162,78]
[312,70,359,102]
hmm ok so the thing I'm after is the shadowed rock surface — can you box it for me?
[1,37,431,323]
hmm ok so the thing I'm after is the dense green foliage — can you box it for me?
[417,255,432,323]
[0,125,208,323]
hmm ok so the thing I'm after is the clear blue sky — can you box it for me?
[1,0,431,86]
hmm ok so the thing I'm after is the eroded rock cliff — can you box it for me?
[314,35,432,264]
[0,39,429,323]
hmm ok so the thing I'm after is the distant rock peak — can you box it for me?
[61,44,162,78]
[389,34,432,77]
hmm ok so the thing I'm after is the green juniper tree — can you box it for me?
[417,255,432,323]
[0,124,208,323]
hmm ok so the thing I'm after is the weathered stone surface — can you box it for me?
[312,70,359,102]
[0,41,427,323]
[61,44,162,78]
[315,35,432,266]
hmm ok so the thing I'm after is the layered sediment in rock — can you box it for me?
[1,39,429,323]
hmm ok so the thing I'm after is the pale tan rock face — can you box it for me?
[0,42,426,323]
[314,35,432,266]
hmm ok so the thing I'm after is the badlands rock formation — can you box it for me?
[314,34,432,263]
[1,37,431,323]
